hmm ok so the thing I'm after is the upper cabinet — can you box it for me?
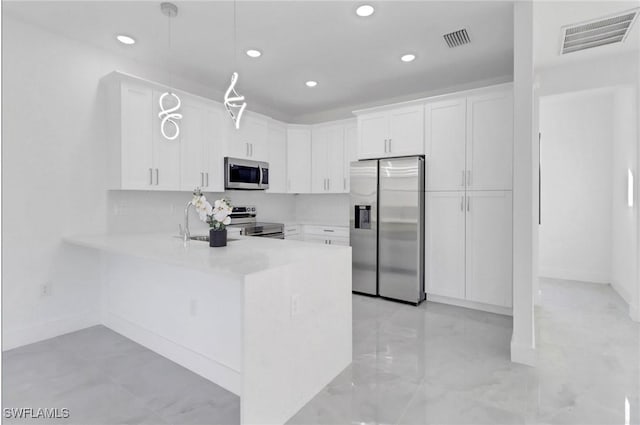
[343,123,358,192]
[466,89,513,191]
[286,126,312,193]
[266,120,288,194]
[424,86,513,191]
[424,98,467,191]
[311,124,346,193]
[356,105,424,159]
[227,113,268,161]
[107,78,182,190]
[180,97,225,192]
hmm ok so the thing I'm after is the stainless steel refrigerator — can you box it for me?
[350,156,425,305]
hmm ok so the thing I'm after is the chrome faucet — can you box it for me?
[181,200,194,242]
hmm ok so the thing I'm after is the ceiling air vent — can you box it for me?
[560,9,639,54]
[443,29,470,48]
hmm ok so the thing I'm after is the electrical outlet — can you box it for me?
[40,282,52,297]
[290,294,300,317]
[189,299,198,316]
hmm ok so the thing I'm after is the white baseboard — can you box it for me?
[2,313,100,351]
[510,339,537,366]
[630,303,639,322]
[104,312,242,395]
[426,294,513,316]
[539,267,610,284]
[610,281,639,322]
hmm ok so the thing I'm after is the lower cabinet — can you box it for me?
[284,224,349,245]
[425,190,512,309]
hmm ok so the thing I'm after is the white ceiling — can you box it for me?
[534,0,640,69]
[4,1,515,122]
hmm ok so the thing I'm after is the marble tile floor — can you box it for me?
[2,326,240,424]
[287,278,640,425]
[3,278,639,425]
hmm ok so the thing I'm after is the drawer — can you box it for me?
[303,234,349,246]
[303,225,349,238]
[284,224,300,236]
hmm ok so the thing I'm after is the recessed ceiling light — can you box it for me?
[356,4,375,17]
[305,80,318,87]
[400,53,416,62]
[116,35,136,45]
[246,49,262,58]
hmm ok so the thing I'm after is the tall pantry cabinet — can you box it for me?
[424,85,513,310]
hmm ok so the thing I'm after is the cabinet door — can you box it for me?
[311,127,329,193]
[326,126,345,193]
[466,89,513,190]
[202,105,225,192]
[424,99,467,191]
[266,122,287,193]
[229,115,268,160]
[286,128,312,193]
[388,105,424,156]
[465,191,512,307]
[120,82,154,189]
[425,191,466,299]
[152,90,181,190]
[343,123,358,193]
[180,99,206,191]
[358,112,388,159]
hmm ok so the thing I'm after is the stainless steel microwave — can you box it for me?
[224,157,269,190]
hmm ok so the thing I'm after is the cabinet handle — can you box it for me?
[323,229,334,232]
[327,178,330,191]
[149,168,153,185]
[206,173,209,187]
[249,143,253,157]
[389,138,392,152]
[461,196,464,212]
[461,170,465,187]
[467,196,470,212]
[384,139,388,153]
[155,168,159,185]
[201,172,204,187]
[246,143,249,157]
[467,170,471,186]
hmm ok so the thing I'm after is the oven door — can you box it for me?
[224,157,269,190]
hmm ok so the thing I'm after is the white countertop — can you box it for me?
[64,232,350,278]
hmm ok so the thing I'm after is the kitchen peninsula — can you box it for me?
[64,233,352,425]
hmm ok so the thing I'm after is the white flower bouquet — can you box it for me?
[192,190,232,231]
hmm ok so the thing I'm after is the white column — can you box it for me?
[511,0,537,366]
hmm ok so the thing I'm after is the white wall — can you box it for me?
[611,86,638,317]
[536,52,639,319]
[539,90,614,283]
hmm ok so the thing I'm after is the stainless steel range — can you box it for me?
[228,206,284,239]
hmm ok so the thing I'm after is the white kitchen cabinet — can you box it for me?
[425,191,466,299]
[228,114,268,161]
[465,191,513,308]
[311,125,345,193]
[151,90,182,190]
[425,189,512,309]
[343,123,358,192]
[466,89,513,191]
[286,127,312,193]
[266,121,288,193]
[180,98,225,192]
[424,98,467,191]
[117,81,154,190]
[108,78,183,190]
[303,225,349,246]
[357,105,424,159]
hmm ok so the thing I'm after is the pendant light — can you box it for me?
[223,0,247,130]
[158,2,182,140]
